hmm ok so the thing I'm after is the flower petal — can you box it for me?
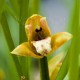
[50,62,62,80]
[48,52,63,80]
[49,32,72,55]
[40,17,51,36]
[48,52,63,76]
[11,42,43,58]
[25,14,51,42]
[31,37,52,56]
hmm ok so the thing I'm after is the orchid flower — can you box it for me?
[11,14,72,58]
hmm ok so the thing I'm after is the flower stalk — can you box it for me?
[39,57,50,80]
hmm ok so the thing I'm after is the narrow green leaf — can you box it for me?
[18,0,31,80]
[19,0,29,42]
[4,3,19,21]
[9,0,19,18]
[0,0,5,19]
[0,23,19,80]
[69,0,80,79]
[28,0,40,16]
[0,12,23,79]
[19,0,29,24]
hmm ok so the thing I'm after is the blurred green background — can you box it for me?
[0,0,79,80]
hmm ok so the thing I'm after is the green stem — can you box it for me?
[39,57,50,80]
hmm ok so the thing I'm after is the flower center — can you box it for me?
[31,37,52,56]
[35,27,42,32]
[35,27,45,41]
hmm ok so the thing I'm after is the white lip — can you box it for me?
[31,37,52,56]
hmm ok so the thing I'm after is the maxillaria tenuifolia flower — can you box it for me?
[11,14,72,58]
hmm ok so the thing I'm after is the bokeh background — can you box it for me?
[0,0,79,80]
